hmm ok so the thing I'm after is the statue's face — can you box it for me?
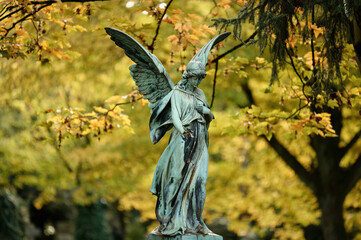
[188,73,206,88]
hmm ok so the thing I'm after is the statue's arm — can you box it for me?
[171,92,184,135]
[195,88,214,121]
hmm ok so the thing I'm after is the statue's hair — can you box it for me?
[183,61,206,79]
[178,61,206,89]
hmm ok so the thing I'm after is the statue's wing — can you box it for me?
[183,32,231,75]
[105,27,174,109]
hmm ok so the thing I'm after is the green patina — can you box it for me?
[105,27,229,237]
[148,232,222,240]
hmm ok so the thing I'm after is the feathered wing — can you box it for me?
[105,27,174,109]
[182,32,231,76]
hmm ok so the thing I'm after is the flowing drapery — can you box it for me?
[149,87,212,235]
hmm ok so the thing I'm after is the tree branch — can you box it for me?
[286,104,308,119]
[31,0,108,4]
[6,0,109,11]
[351,11,361,75]
[0,3,11,17]
[266,136,316,192]
[149,0,173,53]
[0,6,23,22]
[311,5,316,72]
[210,60,218,108]
[240,79,255,106]
[285,47,304,85]
[1,3,52,40]
[211,30,257,63]
[345,153,361,194]
[339,129,361,159]
[56,148,73,173]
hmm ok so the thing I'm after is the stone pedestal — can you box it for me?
[148,232,223,240]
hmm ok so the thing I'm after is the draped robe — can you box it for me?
[149,86,213,236]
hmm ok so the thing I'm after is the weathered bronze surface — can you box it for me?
[105,27,230,237]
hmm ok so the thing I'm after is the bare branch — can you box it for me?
[339,129,361,159]
[210,60,218,108]
[149,0,173,53]
[211,30,257,63]
[266,136,316,192]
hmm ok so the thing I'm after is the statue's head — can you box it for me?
[181,61,206,89]
[183,61,206,79]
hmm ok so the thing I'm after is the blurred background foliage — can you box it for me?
[0,0,361,240]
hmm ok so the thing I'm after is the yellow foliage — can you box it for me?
[105,95,123,103]
[217,0,232,9]
[93,106,108,114]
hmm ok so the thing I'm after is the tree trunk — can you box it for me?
[318,194,347,240]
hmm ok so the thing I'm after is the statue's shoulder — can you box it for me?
[195,88,207,99]
[195,87,205,95]
[173,85,189,95]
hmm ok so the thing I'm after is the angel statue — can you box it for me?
[105,27,230,238]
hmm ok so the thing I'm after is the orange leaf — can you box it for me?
[187,14,202,21]
[172,9,183,15]
[167,35,179,44]
[217,0,232,9]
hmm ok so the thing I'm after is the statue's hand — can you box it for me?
[202,107,215,120]
[195,102,204,114]
[183,129,194,139]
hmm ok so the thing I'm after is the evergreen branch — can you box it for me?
[211,30,257,63]
[344,153,361,194]
[149,0,173,53]
[266,136,316,192]
[210,60,218,108]
[339,129,361,159]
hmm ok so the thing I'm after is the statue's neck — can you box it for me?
[185,82,196,92]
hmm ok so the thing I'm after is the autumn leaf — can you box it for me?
[93,106,108,114]
[286,34,298,48]
[168,35,179,44]
[187,14,202,21]
[187,34,199,41]
[84,112,97,118]
[172,9,183,15]
[217,0,232,9]
[327,99,339,109]
[105,95,123,103]
[200,25,216,35]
